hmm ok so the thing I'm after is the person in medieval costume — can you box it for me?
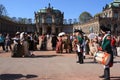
[74,29,84,64]
[21,32,33,57]
[51,34,58,50]
[99,25,113,80]
[12,32,24,57]
[56,36,63,53]
[40,34,47,50]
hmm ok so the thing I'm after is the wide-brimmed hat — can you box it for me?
[74,29,85,34]
[15,32,20,35]
[100,25,111,32]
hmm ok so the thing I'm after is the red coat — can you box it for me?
[111,38,116,46]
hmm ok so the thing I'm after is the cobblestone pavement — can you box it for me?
[0,50,120,80]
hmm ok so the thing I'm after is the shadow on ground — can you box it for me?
[33,54,62,58]
[84,61,98,64]
[11,54,63,58]
[114,61,120,63]
[0,74,38,80]
[110,76,120,80]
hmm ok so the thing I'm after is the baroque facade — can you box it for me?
[73,0,120,35]
[0,17,36,36]
[35,3,64,35]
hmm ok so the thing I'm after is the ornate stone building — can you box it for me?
[0,17,36,36]
[35,3,64,35]
[73,0,120,35]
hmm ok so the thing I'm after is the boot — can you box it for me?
[99,75,105,78]
[104,68,110,80]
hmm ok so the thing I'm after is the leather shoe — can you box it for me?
[99,75,105,78]
[76,61,80,63]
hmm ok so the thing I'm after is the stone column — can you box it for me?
[42,15,45,23]
[42,25,47,34]
[35,15,40,33]
[36,24,39,33]
[52,15,55,23]
[51,24,56,34]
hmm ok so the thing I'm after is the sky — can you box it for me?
[0,0,113,21]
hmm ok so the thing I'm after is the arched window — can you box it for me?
[39,17,42,23]
[114,12,118,18]
[55,17,60,23]
[46,16,52,24]
[89,26,93,33]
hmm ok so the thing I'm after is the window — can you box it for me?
[46,16,52,23]
[55,18,60,23]
[39,17,42,23]
[114,12,118,18]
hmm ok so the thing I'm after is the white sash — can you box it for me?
[77,44,81,52]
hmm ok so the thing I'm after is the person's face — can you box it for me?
[75,32,79,36]
[16,35,20,38]
[101,30,105,35]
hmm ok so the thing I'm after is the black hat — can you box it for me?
[100,25,111,32]
[74,29,85,34]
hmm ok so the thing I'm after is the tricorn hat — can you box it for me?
[74,29,85,34]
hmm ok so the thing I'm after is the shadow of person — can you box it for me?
[33,55,58,58]
[114,61,120,63]
[24,54,63,58]
[0,74,38,80]
[110,76,120,80]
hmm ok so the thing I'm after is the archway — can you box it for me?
[47,26,51,35]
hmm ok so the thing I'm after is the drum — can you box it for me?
[94,51,111,65]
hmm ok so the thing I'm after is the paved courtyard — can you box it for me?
[0,49,120,80]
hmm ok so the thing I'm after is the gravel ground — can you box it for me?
[0,50,120,80]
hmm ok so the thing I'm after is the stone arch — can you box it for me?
[47,26,51,34]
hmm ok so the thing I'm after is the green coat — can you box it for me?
[77,36,83,52]
[102,34,112,54]
[102,34,113,66]
[77,36,83,45]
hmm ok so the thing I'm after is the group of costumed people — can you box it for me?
[55,32,72,53]
[11,25,113,80]
[12,32,38,57]
[74,25,113,80]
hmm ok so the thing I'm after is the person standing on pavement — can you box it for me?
[51,34,58,50]
[12,32,24,57]
[5,33,12,52]
[111,36,117,56]
[99,25,113,80]
[74,29,84,64]
[0,33,5,52]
